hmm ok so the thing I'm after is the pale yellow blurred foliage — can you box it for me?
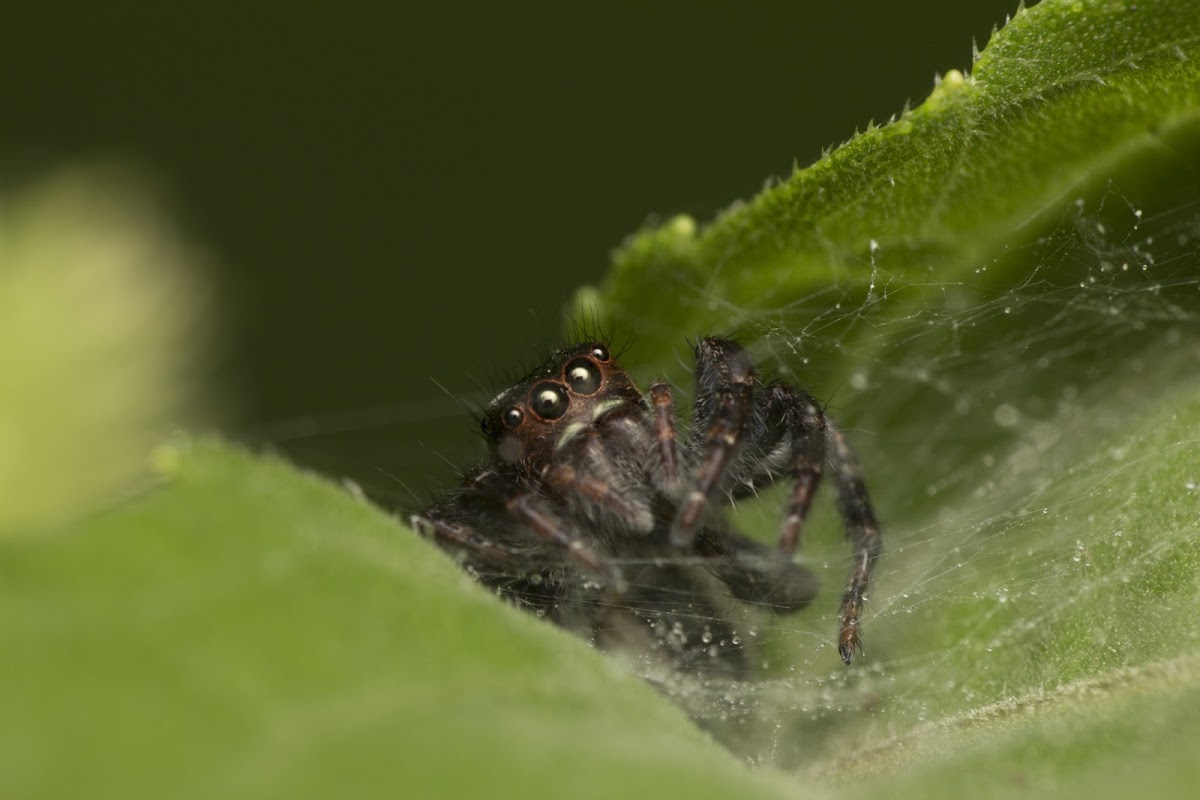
[0,168,210,534]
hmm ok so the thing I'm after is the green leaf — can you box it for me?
[0,440,793,800]
[574,0,1200,370]
[7,1,1200,798]
[567,0,1200,788]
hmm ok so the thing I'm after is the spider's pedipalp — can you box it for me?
[543,458,654,534]
[469,467,627,592]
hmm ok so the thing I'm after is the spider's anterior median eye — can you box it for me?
[591,344,611,362]
[502,406,525,429]
[529,382,570,420]
[564,358,601,395]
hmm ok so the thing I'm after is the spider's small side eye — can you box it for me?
[502,406,524,429]
[529,382,570,420]
[591,344,611,362]
[564,358,601,395]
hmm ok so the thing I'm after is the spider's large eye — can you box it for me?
[564,358,601,395]
[529,382,570,420]
[591,344,611,362]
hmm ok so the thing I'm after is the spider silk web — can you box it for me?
[258,179,1200,771]
[662,181,1200,768]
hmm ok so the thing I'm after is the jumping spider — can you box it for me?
[411,338,881,674]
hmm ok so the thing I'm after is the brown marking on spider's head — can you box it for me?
[481,342,643,470]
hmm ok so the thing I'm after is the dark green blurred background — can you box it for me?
[3,2,1019,506]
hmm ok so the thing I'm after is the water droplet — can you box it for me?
[992,403,1019,428]
[1073,540,1089,564]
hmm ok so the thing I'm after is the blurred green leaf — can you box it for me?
[0,439,794,800]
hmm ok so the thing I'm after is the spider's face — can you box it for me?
[481,342,643,469]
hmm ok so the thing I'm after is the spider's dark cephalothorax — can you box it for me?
[411,338,882,673]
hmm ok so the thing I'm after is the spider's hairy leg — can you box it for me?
[470,467,628,593]
[768,382,828,554]
[648,382,683,494]
[724,380,828,550]
[670,338,755,547]
[409,510,528,569]
[825,418,883,664]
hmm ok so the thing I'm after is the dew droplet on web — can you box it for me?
[992,403,1019,428]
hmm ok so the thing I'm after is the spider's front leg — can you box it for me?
[723,380,829,553]
[749,379,882,664]
[669,338,755,547]
[668,337,883,665]
[698,377,830,613]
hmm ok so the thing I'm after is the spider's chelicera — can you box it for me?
[411,338,882,672]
